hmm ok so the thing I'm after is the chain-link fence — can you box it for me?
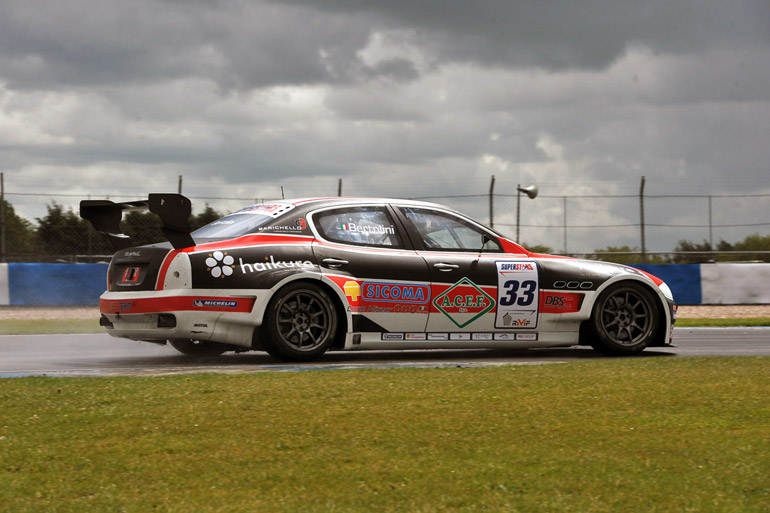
[2,187,769,263]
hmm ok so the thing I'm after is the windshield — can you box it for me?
[192,202,296,239]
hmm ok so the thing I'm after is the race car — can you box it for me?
[80,194,676,361]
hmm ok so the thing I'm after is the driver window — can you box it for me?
[400,207,501,252]
[315,207,403,248]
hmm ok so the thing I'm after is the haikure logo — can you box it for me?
[206,251,235,278]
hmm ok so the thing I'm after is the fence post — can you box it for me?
[563,196,567,254]
[338,178,342,197]
[639,177,647,264]
[0,172,5,262]
[489,175,495,228]
[178,175,183,194]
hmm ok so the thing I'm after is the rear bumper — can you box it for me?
[100,290,260,348]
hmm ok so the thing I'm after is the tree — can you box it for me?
[190,204,222,230]
[591,245,667,265]
[35,203,112,257]
[1,199,35,259]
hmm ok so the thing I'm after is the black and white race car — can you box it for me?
[81,194,676,361]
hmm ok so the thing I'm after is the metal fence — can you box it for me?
[2,183,769,263]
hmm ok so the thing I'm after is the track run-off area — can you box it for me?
[0,327,769,378]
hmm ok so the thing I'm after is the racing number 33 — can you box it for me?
[500,279,537,306]
[495,261,539,329]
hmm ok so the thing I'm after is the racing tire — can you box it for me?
[169,339,229,357]
[589,282,659,356]
[262,282,338,361]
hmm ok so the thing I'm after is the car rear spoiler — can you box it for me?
[80,193,195,251]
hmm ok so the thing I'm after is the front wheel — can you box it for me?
[590,282,659,355]
[261,282,338,361]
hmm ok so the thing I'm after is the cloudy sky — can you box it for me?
[1,0,769,249]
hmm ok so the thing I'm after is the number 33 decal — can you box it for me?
[495,261,539,329]
[500,279,537,306]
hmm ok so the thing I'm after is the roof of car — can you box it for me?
[285,197,449,209]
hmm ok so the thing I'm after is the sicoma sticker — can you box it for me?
[433,278,495,328]
[362,282,430,303]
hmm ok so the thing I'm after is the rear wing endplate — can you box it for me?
[80,193,195,251]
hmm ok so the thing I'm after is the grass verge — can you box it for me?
[1,357,769,512]
[0,319,102,335]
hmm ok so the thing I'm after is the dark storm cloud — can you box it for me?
[274,0,770,69]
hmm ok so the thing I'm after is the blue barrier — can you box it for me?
[633,264,702,305]
[6,263,108,306]
[0,262,765,306]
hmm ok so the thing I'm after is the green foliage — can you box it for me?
[34,203,112,257]
[1,199,35,256]
[190,204,223,230]
[591,245,668,264]
[522,243,553,254]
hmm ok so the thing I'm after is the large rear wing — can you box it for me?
[80,193,195,251]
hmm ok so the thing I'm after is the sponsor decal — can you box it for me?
[238,256,314,273]
[343,281,362,302]
[122,251,141,257]
[471,333,494,341]
[405,333,427,340]
[119,301,133,312]
[516,333,539,341]
[362,282,430,303]
[553,280,593,290]
[449,333,472,341]
[206,251,235,278]
[496,260,539,329]
[193,299,239,308]
[433,278,495,328]
[427,333,449,341]
[382,333,405,341]
[541,292,584,313]
[236,203,295,217]
[340,222,395,235]
[494,333,516,340]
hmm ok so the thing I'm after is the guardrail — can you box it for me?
[0,262,768,306]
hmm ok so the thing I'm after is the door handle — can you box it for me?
[322,258,349,269]
[434,263,459,272]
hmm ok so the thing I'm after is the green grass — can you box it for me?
[0,319,102,335]
[1,316,767,336]
[1,358,769,512]
[675,317,770,327]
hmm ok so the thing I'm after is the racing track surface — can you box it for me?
[0,327,769,378]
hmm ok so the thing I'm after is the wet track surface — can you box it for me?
[1,327,769,377]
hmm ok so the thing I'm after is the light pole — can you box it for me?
[516,183,538,243]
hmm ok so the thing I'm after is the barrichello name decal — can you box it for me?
[495,260,539,329]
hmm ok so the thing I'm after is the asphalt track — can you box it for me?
[0,327,768,378]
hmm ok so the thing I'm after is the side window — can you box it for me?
[400,207,501,252]
[314,207,403,248]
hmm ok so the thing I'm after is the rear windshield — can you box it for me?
[192,202,296,239]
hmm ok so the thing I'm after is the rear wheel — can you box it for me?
[262,282,338,361]
[590,282,658,355]
[169,339,228,357]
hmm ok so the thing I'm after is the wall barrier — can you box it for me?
[0,262,768,306]
[0,263,108,306]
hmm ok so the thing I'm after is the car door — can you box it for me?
[395,205,540,337]
[310,204,432,334]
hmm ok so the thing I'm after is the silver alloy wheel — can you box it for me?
[274,288,334,352]
[597,287,654,346]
